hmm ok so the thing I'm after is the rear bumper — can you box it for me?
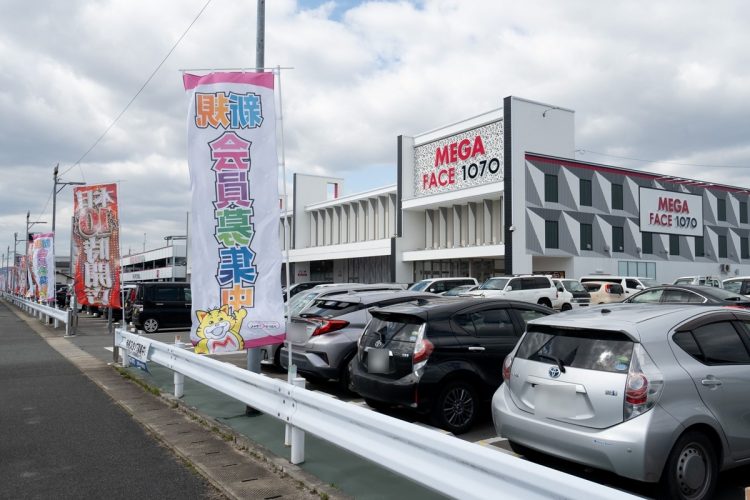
[350,361,421,409]
[492,383,678,483]
[279,348,339,380]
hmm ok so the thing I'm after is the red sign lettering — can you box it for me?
[434,135,486,167]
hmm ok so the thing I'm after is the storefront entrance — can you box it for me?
[413,258,504,283]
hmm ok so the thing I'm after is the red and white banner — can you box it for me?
[184,71,285,354]
[73,183,121,307]
[31,233,55,302]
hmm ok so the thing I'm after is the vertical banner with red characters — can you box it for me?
[184,72,284,354]
[31,233,55,302]
[72,184,121,307]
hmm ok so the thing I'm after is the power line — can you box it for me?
[59,0,214,178]
[576,149,749,169]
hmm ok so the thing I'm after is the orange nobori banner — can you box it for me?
[73,183,121,308]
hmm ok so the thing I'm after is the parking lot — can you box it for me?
[63,310,750,500]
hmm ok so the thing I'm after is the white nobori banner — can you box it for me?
[184,72,285,354]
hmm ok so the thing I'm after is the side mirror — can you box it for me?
[506,285,513,291]
[636,285,644,290]
[428,288,436,293]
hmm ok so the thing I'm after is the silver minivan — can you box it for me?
[493,304,750,499]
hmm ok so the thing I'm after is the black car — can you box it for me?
[624,284,750,308]
[131,282,191,333]
[349,298,553,434]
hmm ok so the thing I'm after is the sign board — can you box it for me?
[125,336,151,363]
[639,187,703,236]
[413,120,503,198]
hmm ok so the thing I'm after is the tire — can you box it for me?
[430,380,478,434]
[338,353,356,392]
[659,431,718,500]
[142,317,159,333]
[364,398,391,411]
[537,298,552,308]
[273,344,282,368]
[561,303,572,312]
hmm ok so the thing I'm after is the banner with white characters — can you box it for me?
[184,72,285,354]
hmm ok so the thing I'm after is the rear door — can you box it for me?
[452,305,519,388]
[151,285,184,327]
[508,326,634,428]
[671,319,750,459]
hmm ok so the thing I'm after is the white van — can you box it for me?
[408,277,478,294]
[579,275,660,297]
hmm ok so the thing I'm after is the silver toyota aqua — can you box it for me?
[492,304,750,500]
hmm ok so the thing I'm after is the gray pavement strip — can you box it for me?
[5,302,344,500]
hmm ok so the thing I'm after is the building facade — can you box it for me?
[121,242,187,283]
[281,96,750,285]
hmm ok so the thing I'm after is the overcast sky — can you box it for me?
[2,0,750,259]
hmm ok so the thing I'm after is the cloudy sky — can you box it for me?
[2,0,750,260]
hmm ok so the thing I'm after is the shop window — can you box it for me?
[670,235,680,256]
[717,199,727,222]
[742,202,748,224]
[580,223,592,251]
[545,174,558,203]
[612,226,624,252]
[642,232,653,255]
[743,237,749,259]
[545,220,559,249]
[719,235,728,258]
[612,183,623,210]
[579,179,592,207]
[695,236,705,257]
[618,261,657,279]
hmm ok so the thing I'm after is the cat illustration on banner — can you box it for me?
[194,305,247,354]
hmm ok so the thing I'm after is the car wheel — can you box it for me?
[142,318,159,333]
[660,431,718,500]
[364,398,392,411]
[338,353,356,392]
[561,303,572,312]
[431,380,478,434]
[273,344,283,368]
[537,298,552,308]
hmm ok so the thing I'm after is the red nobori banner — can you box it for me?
[73,183,121,307]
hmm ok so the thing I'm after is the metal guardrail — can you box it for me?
[2,292,72,336]
[113,327,637,500]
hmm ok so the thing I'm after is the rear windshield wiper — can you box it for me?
[537,354,566,374]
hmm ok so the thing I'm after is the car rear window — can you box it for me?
[582,283,601,291]
[301,300,365,318]
[516,326,634,373]
[364,315,424,345]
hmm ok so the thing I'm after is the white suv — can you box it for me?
[463,275,557,308]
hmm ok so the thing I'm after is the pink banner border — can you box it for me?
[183,71,274,91]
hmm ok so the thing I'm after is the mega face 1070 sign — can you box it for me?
[413,120,503,198]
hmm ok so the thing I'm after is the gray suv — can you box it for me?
[492,304,750,500]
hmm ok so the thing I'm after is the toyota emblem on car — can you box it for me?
[548,366,561,378]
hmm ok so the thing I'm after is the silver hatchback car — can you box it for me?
[492,304,750,500]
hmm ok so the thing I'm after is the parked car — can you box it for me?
[624,284,750,308]
[462,275,557,308]
[551,279,590,311]
[131,282,191,333]
[579,275,659,297]
[408,277,478,294]
[261,283,406,366]
[349,298,553,434]
[492,304,750,499]
[722,276,750,297]
[441,284,478,297]
[283,281,332,301]
[673,276,723,288]
[279,291,434,389]
[580,281,625,304]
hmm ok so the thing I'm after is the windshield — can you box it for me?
[724,281,742,294]
[408,280,431,292]
[639,279,659,288]
[479,278,509,290]
[300,299,364,319]
[288,291,321,317]
[561,280,586,292]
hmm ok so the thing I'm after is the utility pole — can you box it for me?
[12,232,21,294]
[52,164,85,305]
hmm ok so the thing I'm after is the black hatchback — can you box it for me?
[349,298,553,434]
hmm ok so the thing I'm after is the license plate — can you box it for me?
[367,348,389,373]
[534,383,577,418]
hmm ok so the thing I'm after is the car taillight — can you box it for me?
[311,319,349,336]
[624,344,663,421]
[502,353,514,382]
[412,324,432,369]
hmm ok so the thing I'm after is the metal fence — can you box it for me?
[113,327,637,500]
[2,292,72,336]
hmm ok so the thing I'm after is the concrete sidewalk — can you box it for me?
[0,302,346,499]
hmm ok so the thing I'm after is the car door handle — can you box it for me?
[155,302,164,306]
[467,346,485,351]
[701,378,723,387]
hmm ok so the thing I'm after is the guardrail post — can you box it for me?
[174,335,184,398]
[289,376,306,465]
